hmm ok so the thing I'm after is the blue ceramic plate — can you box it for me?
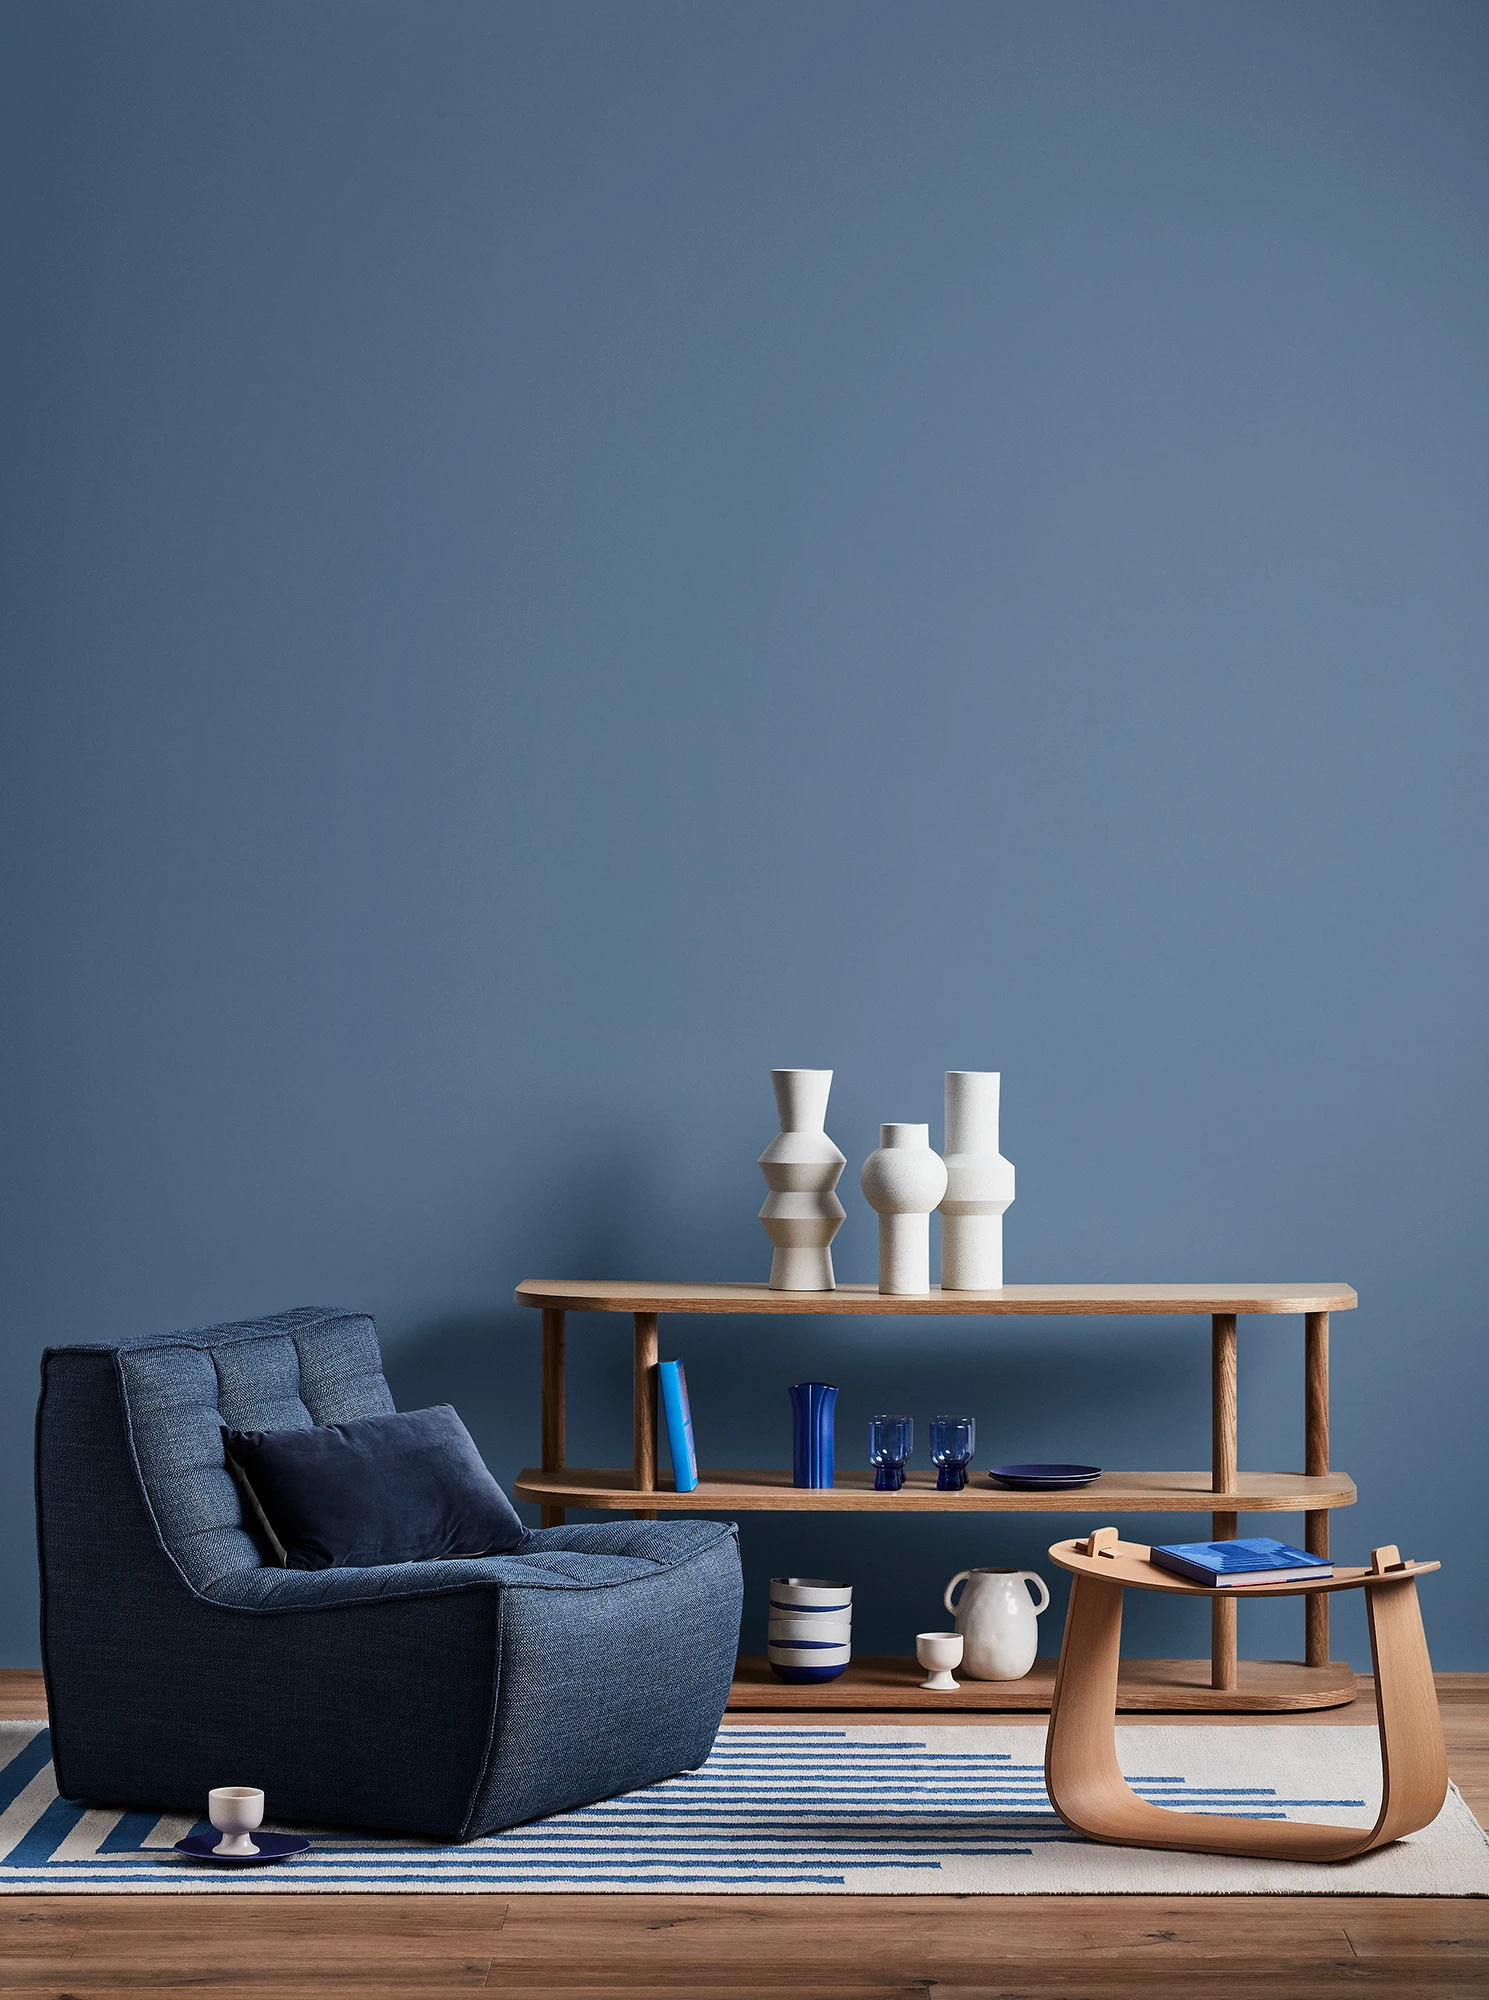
[174,1831,311,1865]
[987,1463,1102,1489]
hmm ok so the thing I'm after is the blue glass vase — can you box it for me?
[789,1382,837,1488]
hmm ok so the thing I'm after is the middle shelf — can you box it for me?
[514,1466,1358,1514]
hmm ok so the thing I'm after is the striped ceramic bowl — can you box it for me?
[766,1640,852,1682]
[768,1576,852,1612]
[768,1614,852,1645]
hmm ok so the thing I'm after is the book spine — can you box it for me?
[1150,1551,1216,1584]
[659,1360,699,1493]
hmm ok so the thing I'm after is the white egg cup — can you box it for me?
[209,1786,265,1857]
[916,1630,964,1691]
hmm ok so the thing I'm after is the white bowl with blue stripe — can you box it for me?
[769,1575,852,1611]
[767,1576,852,1681]
[766,1642,852,1670]
[768,1613,851,1645]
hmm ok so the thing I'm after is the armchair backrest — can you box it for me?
[39,1308,395,1594]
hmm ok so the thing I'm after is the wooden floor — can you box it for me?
[3,1668,1486,1998]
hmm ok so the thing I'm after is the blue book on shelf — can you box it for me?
[1150,1536,1332,1587]
[659,1359,699,1493]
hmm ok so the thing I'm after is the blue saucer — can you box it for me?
[987,1463,1102,1489]
[174,1831,311,1865]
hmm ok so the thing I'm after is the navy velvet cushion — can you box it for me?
[222,1405,526,1570]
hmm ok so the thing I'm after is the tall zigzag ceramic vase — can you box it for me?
[758,1069,846,1291]
[860,1123,948,1295]
[939,1070,1015,1289]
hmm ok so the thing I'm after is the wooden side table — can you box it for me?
[514,1279,1359,1713]
[1045,1529,1447,1859]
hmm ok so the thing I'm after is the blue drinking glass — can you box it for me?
[930,1414,976,1490]
[868,1414,913,1491]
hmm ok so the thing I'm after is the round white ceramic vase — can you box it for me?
[939,1071,1015,1290]
[943,1567,1051,1680]
[859,1123,948,1295]
[758,1069,846,1291]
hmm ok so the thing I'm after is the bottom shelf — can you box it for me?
[727,1655,1357,1714]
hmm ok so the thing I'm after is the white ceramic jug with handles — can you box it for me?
[943,1567,1051,1680]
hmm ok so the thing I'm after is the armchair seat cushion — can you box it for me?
[203,1517,733,1611]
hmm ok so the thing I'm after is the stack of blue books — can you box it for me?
[1149,1536,1332,1587]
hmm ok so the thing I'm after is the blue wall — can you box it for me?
[4,1,1486,1672]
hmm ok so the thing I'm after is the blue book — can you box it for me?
[1149,1536,1332,1587]
[659,1359,699,1493]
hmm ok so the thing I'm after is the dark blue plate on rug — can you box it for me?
[174,1832,311,1865]
[987,1463,1102,1489]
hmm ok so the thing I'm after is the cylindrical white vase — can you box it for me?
[938,1071,1015,1289]
[758,1069,846,1291]
[860,1123,948,1295]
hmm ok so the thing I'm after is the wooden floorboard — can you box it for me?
[2,1669,1485,1997]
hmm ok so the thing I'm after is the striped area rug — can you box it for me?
[2,1722,1485,1894]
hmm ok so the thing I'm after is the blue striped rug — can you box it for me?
[2,1722,1484,1893]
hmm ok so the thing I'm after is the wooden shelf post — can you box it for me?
[539,1308,566,1529]
[1305,1310,1330,1668]
[632,1311,659,1521]
[1211,1313,1238,1691]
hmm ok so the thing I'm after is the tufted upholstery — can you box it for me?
[108,1309,395,1591]
[37,1310,743,1840]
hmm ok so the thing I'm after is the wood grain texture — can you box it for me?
[540,1307,567,1530]
[1044,1562,1449,1862]
[514,1465,1357,1512]
[1306,1309,1331,1669]
[631,1311,658,1519]
[0,1672,1484,1998]
[517,1279,1358,1315]
[2,1892,1487,2000]
[1210,1313,1240,1692]
[1048,1534,1440,1598]
[727,1653,1357,1712]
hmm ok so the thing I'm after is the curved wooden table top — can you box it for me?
[516,1280,1357,1316]
[1048,1534,1438,1598]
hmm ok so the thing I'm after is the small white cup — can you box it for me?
[208,1786,265,1857]
[916,1630,964,1691]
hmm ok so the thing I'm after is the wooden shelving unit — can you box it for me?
[515,1466,1355,1515]
[513,1278,1359,1714]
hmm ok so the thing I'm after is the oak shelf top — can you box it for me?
[515,1279,1357,1316]
[1048,1534,1438,1597]
[513,1467,1358,1514]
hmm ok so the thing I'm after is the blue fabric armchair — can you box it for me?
[35,1308,742,1840]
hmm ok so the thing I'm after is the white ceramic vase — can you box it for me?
[758,1070,846,1291]
[943,1567,1051,1680]
[859,1123,948,1295]
[938,1071,1015,1289]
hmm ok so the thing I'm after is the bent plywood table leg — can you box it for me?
[1045,1534,1447,1862]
